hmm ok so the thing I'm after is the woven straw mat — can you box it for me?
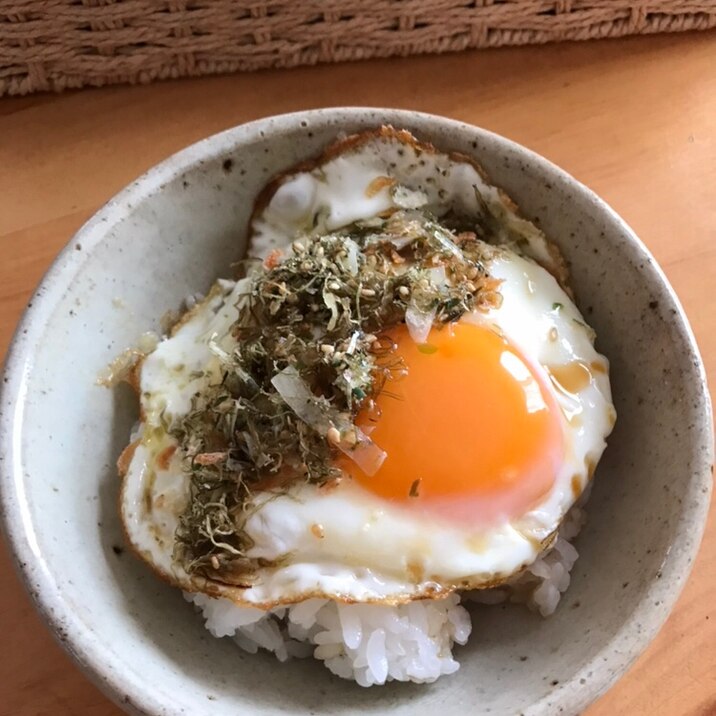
[2,1,715,96]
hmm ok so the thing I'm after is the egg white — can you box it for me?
[251,127,567,286]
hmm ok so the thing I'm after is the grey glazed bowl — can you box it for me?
[1,108,712,716]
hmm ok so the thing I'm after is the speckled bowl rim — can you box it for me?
[0,108,712,716]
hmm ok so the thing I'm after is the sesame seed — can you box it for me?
[398,285,410,297]
[320,344,335,355]
[326,427,341,446]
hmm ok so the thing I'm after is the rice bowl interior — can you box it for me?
[2,109,710,716]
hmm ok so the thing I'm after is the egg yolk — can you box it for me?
[348,322,563,523]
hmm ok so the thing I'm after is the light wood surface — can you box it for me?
[1,30,714,716]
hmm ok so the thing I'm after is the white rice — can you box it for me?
[189,592,470,686]
[186,507,585,686]
[466,504,585,616]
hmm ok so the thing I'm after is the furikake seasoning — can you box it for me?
[172,208,502,582]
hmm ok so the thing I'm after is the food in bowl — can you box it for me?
[115,127,615,686]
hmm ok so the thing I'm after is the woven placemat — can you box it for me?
[2,1,715,97]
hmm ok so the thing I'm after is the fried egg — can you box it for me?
[119,128,615,608]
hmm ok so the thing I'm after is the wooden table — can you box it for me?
[1,30,714,716]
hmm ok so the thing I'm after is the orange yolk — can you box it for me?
[348,322,563,523]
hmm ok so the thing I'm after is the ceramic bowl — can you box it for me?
[1,108,712,716]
